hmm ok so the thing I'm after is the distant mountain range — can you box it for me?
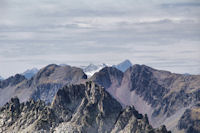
[81,63,107,77]
[0,60,199,133]
[81,59,132,77]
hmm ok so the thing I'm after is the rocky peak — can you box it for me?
[125,65,169,106]
[51,83,86,121]
[90,67,123,89]
[33,64,87,85]
[53,81,123,132]
[33,64,59,83]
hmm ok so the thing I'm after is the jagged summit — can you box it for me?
[89,67,123,89]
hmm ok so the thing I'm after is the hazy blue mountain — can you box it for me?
[0,76,4,80]
[113,59,132,72]
[22,68,39,79]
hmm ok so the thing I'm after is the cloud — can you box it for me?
[0,0,200,77]
[161,2,200,8]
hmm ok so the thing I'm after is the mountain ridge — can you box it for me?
[0,64,87,106]
[0,82,170,133]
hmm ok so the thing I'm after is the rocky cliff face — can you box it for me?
[0,74,27,106]
[90,67,124,97]
[89,65,200,132]
[0,64,87,106]
[0,82,170,133]
[177,103,200,133]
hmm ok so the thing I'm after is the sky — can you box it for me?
[0,0,200,78]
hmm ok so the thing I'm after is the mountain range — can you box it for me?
[0,60,199,133]
[81,63,108,77]
[80,60,132,77]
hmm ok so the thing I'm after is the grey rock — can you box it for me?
[0,82,170,133]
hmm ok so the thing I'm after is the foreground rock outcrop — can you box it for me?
[0,82,170,133]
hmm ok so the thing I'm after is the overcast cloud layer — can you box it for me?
[0,0,200,78]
